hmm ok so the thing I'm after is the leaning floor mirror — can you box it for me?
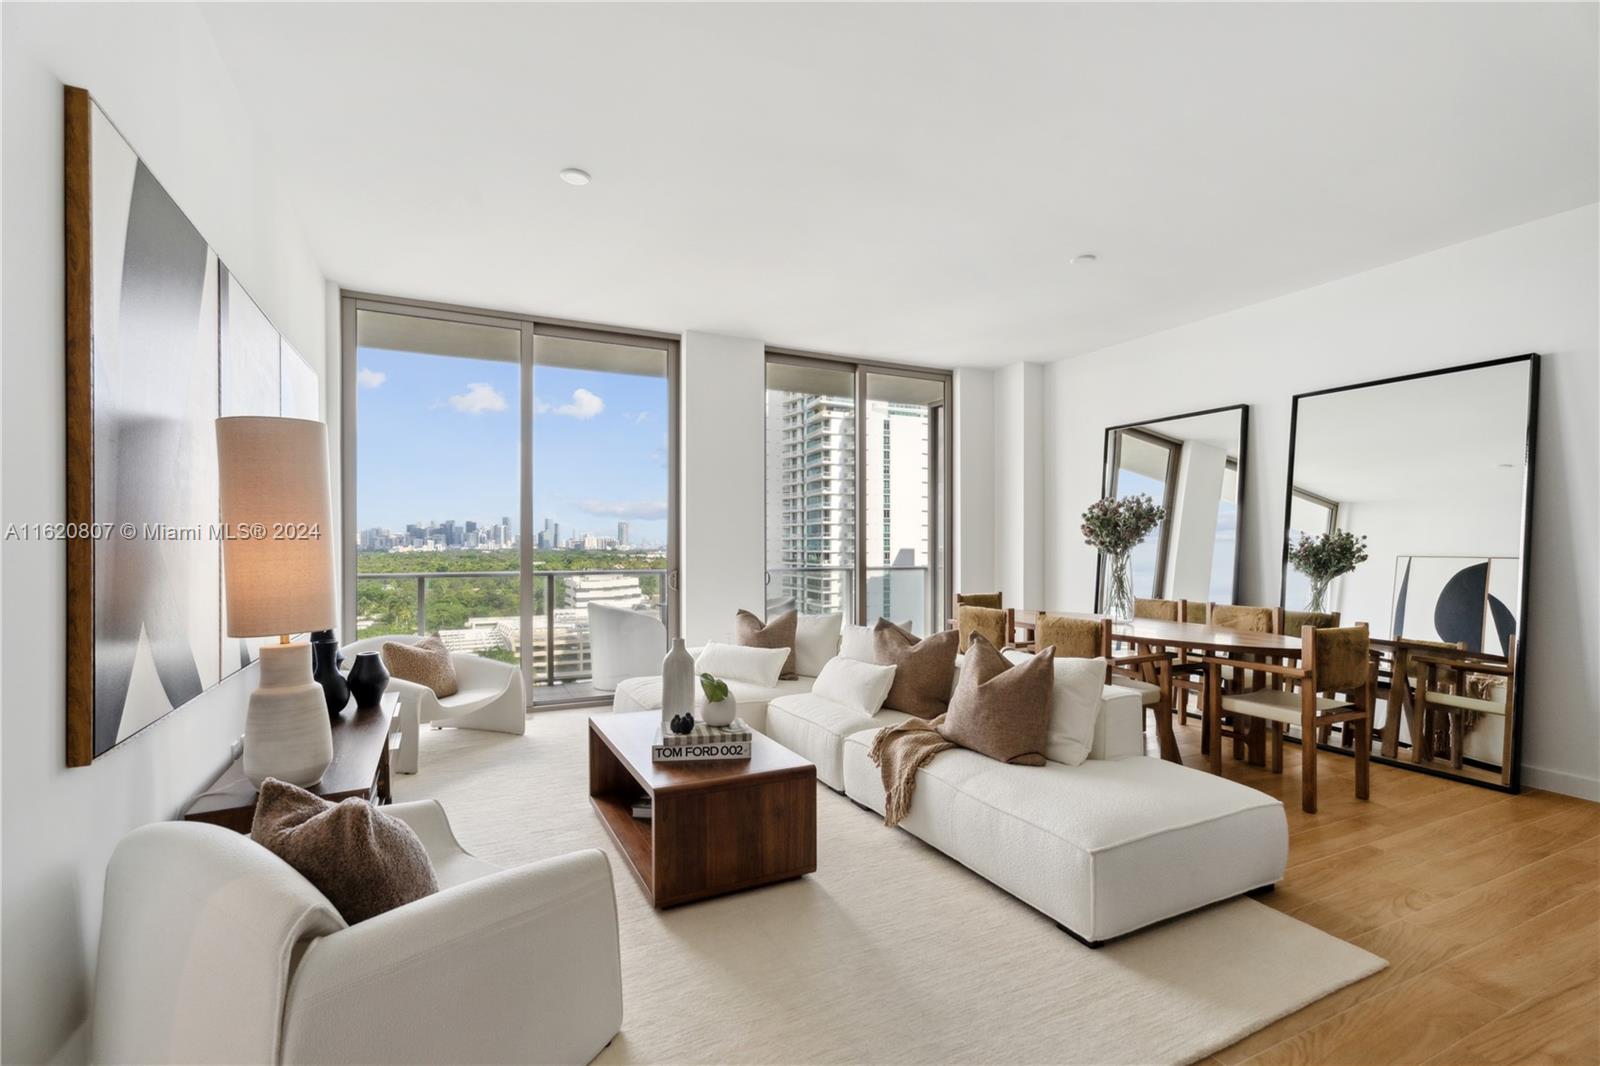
[1281,354,1539,791]
[1097,404,1248,613]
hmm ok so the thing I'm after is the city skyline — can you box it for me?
[355,346,669,543]
[356,512,664,552]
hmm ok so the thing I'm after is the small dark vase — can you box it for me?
[346,651,390,709]
[310,630,349,718]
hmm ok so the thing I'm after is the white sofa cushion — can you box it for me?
[695,642,790,687]
[811,657,896,717]
[1005,652,1107,767]
[765,694,911,790]
[839,624,877,662]
[794,613,844,677]
[841,734,1287,941]
[610,674,813,733]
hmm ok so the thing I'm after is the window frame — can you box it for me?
[340,290,681,703]
[763,347,953,632]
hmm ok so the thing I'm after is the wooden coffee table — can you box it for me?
[588,713,817,908]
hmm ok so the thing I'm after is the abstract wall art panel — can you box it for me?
[65,87,315,765]
[1390,555,1520,655]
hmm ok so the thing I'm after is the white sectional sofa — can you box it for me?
[610,628,1288,945]
[839,692,1287,945]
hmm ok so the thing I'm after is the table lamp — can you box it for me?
[216,416,338,787]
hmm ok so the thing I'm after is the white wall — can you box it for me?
[952,368,996,600]
[678,331,766,645]
[994,363,1045,607]
[0,6,328,1062]
[1041,205,1599,799]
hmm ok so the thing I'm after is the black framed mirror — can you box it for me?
[1280,354,1539,792]
[1095,404,1249,612]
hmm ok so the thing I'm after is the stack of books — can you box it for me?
[651,719,753,763]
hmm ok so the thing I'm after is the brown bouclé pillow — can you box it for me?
[736,609,798,680]
[250,778,439,924]
[938,635,1055,766]
[382,635,458,697]
[873,620,959,719]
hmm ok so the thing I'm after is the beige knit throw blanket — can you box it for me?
[868,715,955,828]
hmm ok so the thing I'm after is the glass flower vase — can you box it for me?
[1107,552,1134,622]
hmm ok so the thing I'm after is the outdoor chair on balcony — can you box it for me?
[588,603,667,692]
[341,635,527,774]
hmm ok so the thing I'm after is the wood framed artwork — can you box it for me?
[64,86,316,766]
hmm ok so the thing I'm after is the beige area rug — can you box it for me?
[395,709,1385,1065]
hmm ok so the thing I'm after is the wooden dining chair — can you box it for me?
[1133,597,1180,621]
[1188,603,1279,759]
[949,592,1003,634]
[1375,637,1469,760]
[955,604,1015,653]
[1132,598,1208,727]
[1412,638,1516,785]
[1206,623,1374,813]
[1274,610,1344,744]
[1036,613,1180,763]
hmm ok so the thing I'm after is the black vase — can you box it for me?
[310,630,349,718]
[346,651,390,709]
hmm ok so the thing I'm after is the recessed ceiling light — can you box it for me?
[559,168,591,186]
[1072,253,1098,264]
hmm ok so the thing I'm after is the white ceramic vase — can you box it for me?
[244,641,334,788]
[660,637,695,731]
[701,691,738,728]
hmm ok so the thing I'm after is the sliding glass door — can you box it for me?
[344,295,677,707]
[764,352,950,634]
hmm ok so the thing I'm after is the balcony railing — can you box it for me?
[765,564,933,634]
[355,567,668,695]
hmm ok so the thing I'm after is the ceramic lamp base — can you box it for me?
[244,641,333,788]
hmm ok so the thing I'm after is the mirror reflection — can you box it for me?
[1282,356,1537,789]
[1098,405,1247,610]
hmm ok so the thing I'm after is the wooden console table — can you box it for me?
[183,693,400,833]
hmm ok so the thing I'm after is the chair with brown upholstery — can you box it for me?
[1036,613,1179,763]
[1133,597,1180,621]
[949,592,1003,633]
[1206,624,1374,813]
[1190,603,1279,759]
[1375,637,1468,760]
[1275,610,1343,744]
[956,605,1014,654]
[1413,638,1516,785]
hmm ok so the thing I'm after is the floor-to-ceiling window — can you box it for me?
[764,351,950,635]
[1107,428,1180,599]
[344,295,677,707]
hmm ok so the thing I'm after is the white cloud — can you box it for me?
[356,367,386,389]
[579,499,668,520]
[447,382,508,414]
[534,388,605,420]
[631,411,650,424]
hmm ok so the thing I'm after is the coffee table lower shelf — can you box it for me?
[588,715,817,909]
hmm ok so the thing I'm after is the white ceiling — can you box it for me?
[200,3,1597,368]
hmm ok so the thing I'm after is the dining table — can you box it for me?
[1011,611,1306,765]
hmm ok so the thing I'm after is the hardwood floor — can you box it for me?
[1163,718,1600,1065]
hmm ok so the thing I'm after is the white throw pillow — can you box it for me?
[811,657,897,717]
[1006,651,1106,766]
[794,613,844,677]
[839,624,877,663]
[696,642,790,688]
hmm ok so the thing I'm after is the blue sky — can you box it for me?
[355,347,669,546]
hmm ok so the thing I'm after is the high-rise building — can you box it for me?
[764,390,929,625]
[617,521,629,547]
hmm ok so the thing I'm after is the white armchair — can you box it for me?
[92,802,623,1066]
[587,603,666,692]
[342,635,526,774]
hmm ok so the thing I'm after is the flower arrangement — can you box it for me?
[1287,528,1369,611]
[1082,495,1166,619]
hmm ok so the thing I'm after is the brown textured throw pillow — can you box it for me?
[382,635,458,697]
[874,620,959,719]
[736,609,798,680]
[250,778,439,924]
[938,635,1055,766]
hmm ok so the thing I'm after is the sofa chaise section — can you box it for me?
[840,721,1287,944]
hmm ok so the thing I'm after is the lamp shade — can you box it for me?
[216,416,337,637]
